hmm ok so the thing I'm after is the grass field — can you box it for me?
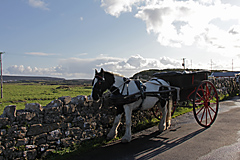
[0,83,92,114]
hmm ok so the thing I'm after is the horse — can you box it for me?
[91,68,172,143]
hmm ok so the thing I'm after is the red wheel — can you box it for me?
[193,80,219,127]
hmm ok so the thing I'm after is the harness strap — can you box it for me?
[121,77,130,95]
[134,80,146,100]
[151,78,163,85]
[133,80,146,111]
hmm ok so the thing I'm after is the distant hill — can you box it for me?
[3,75,65,82]
[3,75,92,86]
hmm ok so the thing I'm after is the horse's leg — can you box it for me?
[121,105,132,143]
[166,98,172,129]
[107,113,122,140]
[158,100,168,133]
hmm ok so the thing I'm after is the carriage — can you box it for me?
[151,70,219,128]
[92,68,219,142]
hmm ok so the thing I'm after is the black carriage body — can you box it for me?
[153,70,210,102]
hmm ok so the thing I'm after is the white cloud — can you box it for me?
[5,55,180,78]
[101,0,141,17]
[28,0,49,10]
[101,0,240,56]
[5,55,240,79]
[25,52,57,56]
[6,65,61,76]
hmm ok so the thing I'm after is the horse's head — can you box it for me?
[91,68,114,101]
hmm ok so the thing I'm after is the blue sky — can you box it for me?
[1,0,240,79]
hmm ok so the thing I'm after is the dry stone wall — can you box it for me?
[0,94,153,160]
[211,78,239,97]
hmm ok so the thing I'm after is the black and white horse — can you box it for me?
[91,68,172,143]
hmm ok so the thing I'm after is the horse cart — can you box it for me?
[92,68,219,142]
[151,70,219,128]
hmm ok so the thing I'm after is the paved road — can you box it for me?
[73,97,240,160]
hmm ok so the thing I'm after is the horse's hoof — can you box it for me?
[121,136,131,143]
[107,131,117,141]
[106,136,112,141]
[159,130,163,134]
[121,138,130,143]
[159,126,165,134]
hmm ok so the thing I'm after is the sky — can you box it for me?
[1,0,240,79]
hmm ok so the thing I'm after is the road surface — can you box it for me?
[72,97,240,160]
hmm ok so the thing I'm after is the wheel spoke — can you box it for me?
[208,105,216,114]
[195,102,204,105]
[196,106,204,115]
[207,107,213,121]
[200,107,206,123]
[205,84,209,100]
[196,92,204,102]
[207,85,214,101]
[208,92,216,102]
[205,107,208,125]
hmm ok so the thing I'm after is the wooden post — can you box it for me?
[0,52,4,98]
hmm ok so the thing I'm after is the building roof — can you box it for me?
[211,72,240,77]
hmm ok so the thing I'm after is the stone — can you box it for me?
[84,122,91,129]
[47,129,62,141]
[0,145,5,155]
[0,129,6,136]
[58,96,71,105]
[61,137,73,147]
[45,99,63,109]
[70,95,87,105]
[27,123,60,136]
[14,127,27,139]
[4,140,15,148]
[0,117,9,129]
[39,144,49,152]
[16,110,37,122]
[16,138,29,147]
[2,105,16,122]
[33,133,47,145]
[41,149,55,158]
[3,147,16,159]
[25,103,43,112]
[25,145,37,150]
[63,104,76,115]
[69,127,82,136]
[24,149,37,160]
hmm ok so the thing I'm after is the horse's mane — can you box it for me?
[104,70,125,78]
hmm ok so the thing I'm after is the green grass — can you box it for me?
[0,83,92,114]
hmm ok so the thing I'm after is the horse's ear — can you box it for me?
[100,68,104,73]
[95,69,98,74]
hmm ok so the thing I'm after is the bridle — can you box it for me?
[92,75,105,85]
[92,74,131,100]
[92,75,106,99]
